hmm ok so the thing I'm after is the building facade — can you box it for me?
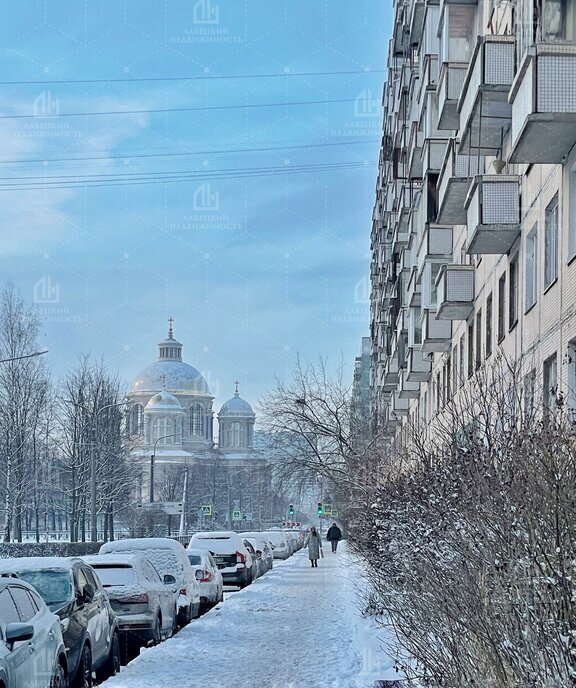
[371,0,576,435]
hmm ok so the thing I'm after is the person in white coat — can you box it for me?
[304,526,323,567]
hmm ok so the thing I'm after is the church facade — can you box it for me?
[125,322,276,530]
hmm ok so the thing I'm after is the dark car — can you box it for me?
[0,577,68,688]
[0,557,120,687]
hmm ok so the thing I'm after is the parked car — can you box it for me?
[99,538,201,626]
[0,577,68,688]
[83,554,178,650]
[188,531,254,588]
[186,549,223,612]
[264,530,291,559]
[0,556,120,687]
[239,532,274,574]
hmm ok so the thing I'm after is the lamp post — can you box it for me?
[150,433,182,503]
[63,399,128,543]
[0,350,48,364]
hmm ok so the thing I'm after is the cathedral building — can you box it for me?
[125,321,273,529]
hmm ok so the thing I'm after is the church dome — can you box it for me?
[145,390,185,412]
[219,384,255,417]
[131,320,211,396]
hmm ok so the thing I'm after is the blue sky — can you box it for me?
[0,0,390,412]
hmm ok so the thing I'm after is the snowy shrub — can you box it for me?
[0,542,101,559]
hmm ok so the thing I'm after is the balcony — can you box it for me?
[407,348,432,382]
[422,138,449,176]
[438,63,468,129]
[399,369,421,400]
[509,43,576,162]
[392,390,410,416]
[407,266,421,308]
[458,35,515,155]
[422,309,453,352]
[436,264,475,320]
[407,306,423,348]
[437,138,484,224]
[383,354,400,389]
[465,175,521,254]
[417,223,453,276]
[408,124,424,179]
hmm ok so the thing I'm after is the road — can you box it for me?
[101,543,406,688]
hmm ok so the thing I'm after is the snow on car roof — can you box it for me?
[191,531,238,539]
[0,557,78,572]
[100,537,187,553]
[82,554,141,567]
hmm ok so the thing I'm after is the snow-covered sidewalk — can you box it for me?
[102,543,406,688]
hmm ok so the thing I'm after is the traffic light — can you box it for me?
[288,504,295,517]
[317,502,323,516]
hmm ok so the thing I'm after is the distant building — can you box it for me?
[125,321,276,529]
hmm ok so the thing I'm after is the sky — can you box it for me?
[0,0,390,413]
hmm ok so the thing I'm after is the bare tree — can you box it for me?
[0,284,50,542]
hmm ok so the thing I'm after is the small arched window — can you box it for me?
[227,421,245,448]
[190,404,205,436]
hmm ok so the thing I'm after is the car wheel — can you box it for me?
[50,661,67,688]
[177,605,191,628]
[96,632,120,682]
[152,615,162,645]
[74,644,92,688]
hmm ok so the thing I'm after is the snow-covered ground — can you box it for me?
[102,542,406,688]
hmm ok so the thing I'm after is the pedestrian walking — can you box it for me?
[304,526,323,567]
[326,522,342,553]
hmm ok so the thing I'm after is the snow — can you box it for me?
[101,542,407,688]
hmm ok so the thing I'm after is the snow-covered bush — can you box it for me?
[348,359,576,687]
[0,542,101,559]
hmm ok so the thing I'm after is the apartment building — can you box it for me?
[370,0,576,435]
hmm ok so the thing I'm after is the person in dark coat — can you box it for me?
[304,526,323,567]
[326,522,342,552]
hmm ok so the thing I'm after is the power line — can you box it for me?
[0,160,375,191]
[0,139,379,166]
[0,97,364,120]
[0,68,385,86]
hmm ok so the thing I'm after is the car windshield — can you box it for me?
[187,555,202,565]
[91,565,136,587]
[16,570,73,610]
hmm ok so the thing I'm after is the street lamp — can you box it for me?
[63,399,128,543]
[0,350,48,364]
[150,433,182,503]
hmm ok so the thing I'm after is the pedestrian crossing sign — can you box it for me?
[232,510,242,521]
[201,504,212,516]
[323,504,332,516]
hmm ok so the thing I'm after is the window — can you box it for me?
[544,194,559,288]
[130,404,144,435]
[525,224,538,311]
[509,255,518,328]
[459,335,465,386]
[0,589,20,628]
[475,310,482,369]
[543,353,558,414]
[486,294,493,357]
[467,322,474,378]
[498,274,506,343]
[570,164,576,257]
[152,417,173,444]
[435,372,441,413]
[226,422,245,448]
[10,587,37,622]
[446,355,452,401]
[524,369,536,421]
[190,404,205,436]
[452,346,458,395]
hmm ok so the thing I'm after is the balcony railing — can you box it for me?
[422,308,453,352]
[458,35,515,154]
[417,224,453,276]
[392,390,410,416]
[437,63,468,129]
[437,138,484,224]
[422,138,449,176]
[407,266,421,308]
[399,369,421,399]
[407,348,432,382]
[509,43,576,162]
[436,264,475,320]
[465,175,521,254]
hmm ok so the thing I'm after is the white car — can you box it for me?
[84,553,179,648]
[189,531,254,588]
[264,530,291,559]
[239,532,274,574]
[187,549,224,611]
[99,537,201,626]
